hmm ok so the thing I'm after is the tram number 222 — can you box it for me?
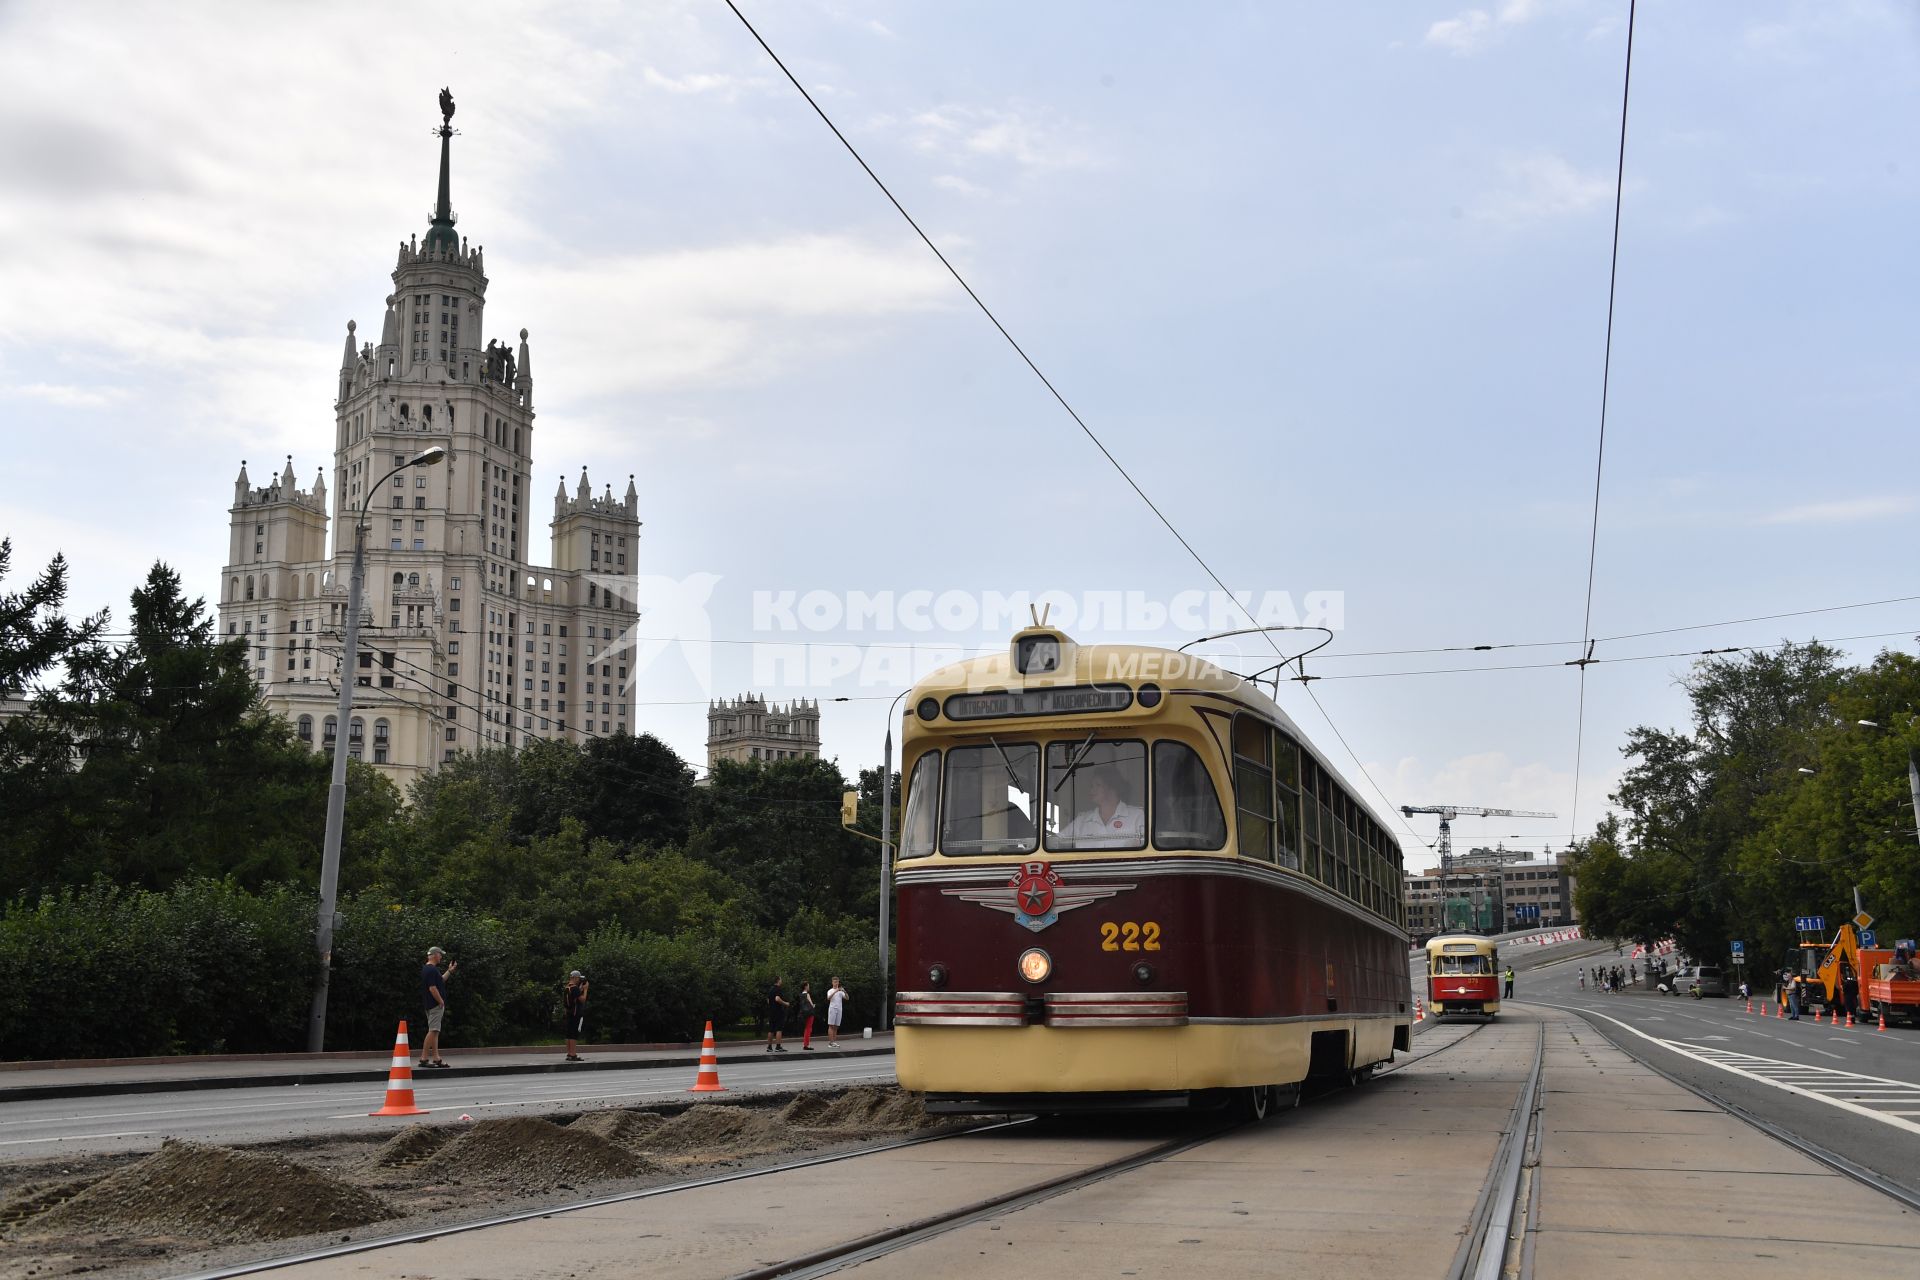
[1098,921,1162,952]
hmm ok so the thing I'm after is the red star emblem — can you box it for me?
[1014,868,1055,916]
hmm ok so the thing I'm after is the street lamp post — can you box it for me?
[878,688,910,1029]
[307,445,447,1054]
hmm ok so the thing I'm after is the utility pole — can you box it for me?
[308,446,445,1053]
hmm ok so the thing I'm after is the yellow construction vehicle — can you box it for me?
[1774,923,1888,1017]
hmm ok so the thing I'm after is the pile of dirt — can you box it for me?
[0,1175,100,1232]
[437,1117,646,1188]
[777,1093,835,1127]
[567,1109,666,1149]
[23,1141,393,1245]
[643,1105,787,1156]
[810,1086,930,1131]
[370,1123,451,1168]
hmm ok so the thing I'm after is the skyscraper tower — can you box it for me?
[218,90,643,788]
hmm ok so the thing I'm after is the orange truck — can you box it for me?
[1865,955,1920,1027]
[1775,923,1906,1018]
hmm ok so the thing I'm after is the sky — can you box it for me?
[1,0,1915,866]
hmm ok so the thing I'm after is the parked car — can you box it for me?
[1674,965,1727,997]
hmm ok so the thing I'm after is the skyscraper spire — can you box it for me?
[424,87,459,254]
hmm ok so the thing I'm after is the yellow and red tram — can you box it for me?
[1425,934,1500,1020]
[892,627,1413,1116]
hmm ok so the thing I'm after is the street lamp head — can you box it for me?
[1857,719,1881,729]
[411,446,448,467]
[1797,767,1816,776]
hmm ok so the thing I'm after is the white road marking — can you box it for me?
[1569,1007,1920,1137]
[0,1129,152,1147]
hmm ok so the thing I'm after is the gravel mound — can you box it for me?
[567,1109,666,1149]
[438,1117,645,1187]
[371,1123,452,1168]
[643,1105,786,1155]
[778,1093,834,1127]
[25,1141,393,1244]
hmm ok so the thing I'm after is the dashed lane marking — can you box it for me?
[1570,1007,1920,1137]
[0,1129,153,1147]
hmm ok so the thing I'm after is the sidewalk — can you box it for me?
[0,1034,896,1103]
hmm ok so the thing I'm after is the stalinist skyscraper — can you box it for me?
[218,90,641,789]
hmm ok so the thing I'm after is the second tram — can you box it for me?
[892,627,1413,1116]
[1425,934,1500,1019]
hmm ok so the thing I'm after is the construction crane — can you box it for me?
[1401,804,1557,933]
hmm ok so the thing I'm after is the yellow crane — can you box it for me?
[1401,804,1557,931]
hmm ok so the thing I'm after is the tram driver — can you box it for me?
[1062,765,1145,847]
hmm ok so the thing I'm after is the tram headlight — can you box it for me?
[1133,961,1155,986]
[1017,948,1052,984]
[928,963,949,988]
[916,697,939,721]
[1137,683,1163,708]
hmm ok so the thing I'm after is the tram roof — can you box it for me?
[904,627,1406,850]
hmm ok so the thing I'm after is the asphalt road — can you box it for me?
[1518,948,1920,1199]
[0,1052,897,1159]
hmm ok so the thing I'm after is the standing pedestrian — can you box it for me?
[562,970,589,1062]
[419,946,456,1068]
[1578,971,1586,990]
[798,981,817,1050]
[765,975,789,1052]
[1503,966,1515,999]
[825,976,849,1048]
[1788,972,1803,1020]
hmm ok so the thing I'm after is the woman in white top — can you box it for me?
[825,977,849,1047]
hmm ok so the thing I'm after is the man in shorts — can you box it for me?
[765,976,789,1052]
[420,946,456,1067]
[825,976,849,1048]
[562,970,589,1062]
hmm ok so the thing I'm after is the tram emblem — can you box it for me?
[941,860,1134,933]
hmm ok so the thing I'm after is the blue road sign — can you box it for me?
[1729,940,1745,958]
[1794,915,1826,933]
[1899,939,1917,952]
[1859,929,1876,947]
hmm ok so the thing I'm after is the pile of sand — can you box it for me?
[643,1105,787,1156]
[809,1086,930,1131]
[437,1117,646,1188]
[370,1123,451,1168]
[777,1093,834,1127]
[24,1141,393,1245]
[567,1109,666,1150]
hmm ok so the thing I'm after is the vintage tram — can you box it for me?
[892,627,1413,1115]
[1425,933,1500,1019]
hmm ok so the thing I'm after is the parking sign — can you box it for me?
[1729,940,1745,959]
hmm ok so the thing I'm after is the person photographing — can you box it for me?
[562,970,589,1062]
[419,946,456,1068]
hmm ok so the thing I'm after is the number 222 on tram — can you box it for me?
[892,627,1414,1114]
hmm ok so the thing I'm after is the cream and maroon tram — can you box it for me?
[1425,934,1500,1019]
[893,627,1413,1116]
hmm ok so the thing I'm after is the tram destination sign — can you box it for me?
[945,685,1134,720]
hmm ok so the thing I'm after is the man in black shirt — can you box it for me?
[420,946,456,1067]
[562,970,589,1062]
[765,976,789,1053]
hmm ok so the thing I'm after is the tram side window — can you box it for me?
[1045,740,1147,852]
[1232,715,1274,861]
[942,742,1039,855]
[1273,731,1301,871]
[1151,741,1226,850]
[900,750,940,858]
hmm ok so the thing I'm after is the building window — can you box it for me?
[297,715,313,742]
[323,715,337,743]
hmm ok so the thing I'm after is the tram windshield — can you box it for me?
[1434,955,1493,975]
[942,741,1040,854]
[900,750,940,858]
[1045,740,1147,851]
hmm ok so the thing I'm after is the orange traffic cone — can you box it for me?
[1878,1008,1887,1031]
[688,1020,726,1094]
[1846,1009,1855,1028]
[1745,998,1753,1014]
[1760,1001,1768,1017]
[1415,999,1425,1022]
[369,1020,428,1117]
[1776,1002,1783,1019]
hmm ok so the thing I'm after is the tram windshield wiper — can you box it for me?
[1052,729,1099,793]
[987,735,1023,790]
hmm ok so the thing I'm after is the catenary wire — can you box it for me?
[1569,0,1637,846]
[722,0,1421,843]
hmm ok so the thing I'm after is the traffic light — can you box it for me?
[841,790,859,827]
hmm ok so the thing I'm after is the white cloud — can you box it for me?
[642,67,755,97]
[1761,496,1916,525]
[1425,0,1542,55]
[1470,152,1614,226]
[5,382,123,408]
[904,104,1093,173]
[933,174,987,197]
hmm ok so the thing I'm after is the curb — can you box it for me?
[0,1045,895,1104]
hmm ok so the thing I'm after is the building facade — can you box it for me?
[218,91,640,790]
[1498,860,1577,928]
[706,695,821,770]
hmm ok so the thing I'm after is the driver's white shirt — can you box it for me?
[1063,801,1145,846]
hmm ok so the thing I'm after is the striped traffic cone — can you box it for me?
[1878,1008,1887,1031]
[688,1020,727,1094]
[1745,998,1753,1014]
[1415,998,1425,1022]
[369,1020,428,1117]
[1846,1009,1855,1028]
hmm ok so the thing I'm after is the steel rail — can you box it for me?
[172,1117,1033,1280]
[1447,1018,1547,1280]
[1547,1002,1920,1214]
[728,1123,1234,1280]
